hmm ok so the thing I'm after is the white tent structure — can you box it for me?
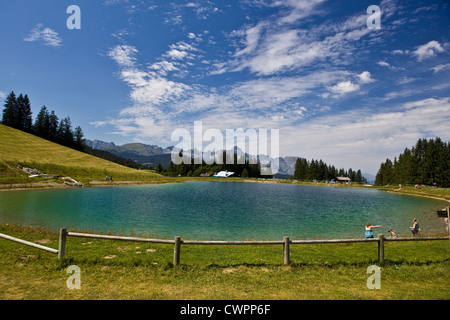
[213,171,234,178]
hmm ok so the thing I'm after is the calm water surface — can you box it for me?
[0,181,447,240]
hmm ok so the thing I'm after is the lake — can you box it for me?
[0,181,447,240]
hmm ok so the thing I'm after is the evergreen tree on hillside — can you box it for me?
[47,110,59,141]
[34,106,50,138]
[17,94,33,132]
[74,126,85,150]
[2,91,18,128]
[57,117,74,147]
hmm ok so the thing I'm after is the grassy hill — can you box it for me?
[0,124,168,188]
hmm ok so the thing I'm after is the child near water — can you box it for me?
[387,229,397,238]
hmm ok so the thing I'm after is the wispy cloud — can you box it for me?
[215,2,373,76]
[431,63,450,73]
[377,60,403,71]
[412,40,444,61]
[108,45,138,67]
[24,23,62,47]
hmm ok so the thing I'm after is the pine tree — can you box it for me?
[57,117,74,147]
[20,94,33,132]
[2,91,18,128]
[74,126,85,150]
[34,106,50,138]
[294,158,308,180]
[47,111,59,141]
[355,169,362,183]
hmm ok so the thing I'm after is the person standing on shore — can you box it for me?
[365,222,383,238]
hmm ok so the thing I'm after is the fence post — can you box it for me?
[283,236,290,265]
[58,228,67,259]
[447,206,450,248]
[173,236,181,266]
[378,234,384,264]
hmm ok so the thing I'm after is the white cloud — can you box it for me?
[149,61,180,76]
[431,63,450,73]
[24,23,62,47]
[280,97,450,173]
[377,60,403,71]
[377,61,391,68]
[329,81,360,95]
[107,44,191,119]
[221,4,373,76]
[166,49,189,60]
[108,45,138,67]
[277,0,327,24]
[358,71,375,84]
[412,40,444,61]
[0,91,6,99]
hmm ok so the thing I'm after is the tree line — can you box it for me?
[157,151,367,182]
[1,91,146,170]
[2,91,85,151]
[294,158,366,183]
[157,152,263,177]
[375,137,449,187]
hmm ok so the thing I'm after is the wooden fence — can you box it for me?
[60,230,449,266]
[1,228,448,266]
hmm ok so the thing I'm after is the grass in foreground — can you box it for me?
[0,224,449,300]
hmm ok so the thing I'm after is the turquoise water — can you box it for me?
[0,181,447,240]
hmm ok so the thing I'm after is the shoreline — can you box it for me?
[1,177,449,210]
[386,190,450,204]
[1,176,449,202]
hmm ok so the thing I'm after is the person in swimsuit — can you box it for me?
[410,218,421,236]
[365,222,382,238]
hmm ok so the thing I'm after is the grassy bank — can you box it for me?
[0,124,169,188]
[0,224,448,300]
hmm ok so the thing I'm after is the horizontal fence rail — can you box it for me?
[58,229,449,266]
[1,227,448,266]
[67,232,175,244]
[0,232,59,254]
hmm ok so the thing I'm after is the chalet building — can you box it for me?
[335,176,351,183]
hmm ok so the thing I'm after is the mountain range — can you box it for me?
[85,139,299,176]
[85,139,375,182]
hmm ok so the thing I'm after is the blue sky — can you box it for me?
[0,0,449,174]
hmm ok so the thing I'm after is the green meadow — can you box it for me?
[0,224,449,300]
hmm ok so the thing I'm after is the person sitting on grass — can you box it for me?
[365,222,383,239]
